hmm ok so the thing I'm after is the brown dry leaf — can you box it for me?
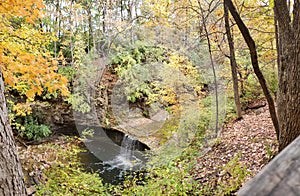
[192,103,278,193]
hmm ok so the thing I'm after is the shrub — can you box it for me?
[58,65,76,85]
[216,153,251,195]
[6,99,51,141]
[111,162,199,196]
[18,115,51,141]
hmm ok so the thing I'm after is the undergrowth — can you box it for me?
[35,139,109,195]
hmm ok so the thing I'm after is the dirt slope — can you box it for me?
[192,103,278,194]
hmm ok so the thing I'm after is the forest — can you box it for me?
[0,0,299,195]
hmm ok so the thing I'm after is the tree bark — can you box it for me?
[274,0,300,151]
[224,2,242,119]
[0,72,26,195]
[102,0,107,34]
[224,0,280,140]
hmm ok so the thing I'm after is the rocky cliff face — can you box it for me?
[32,65,198,151]
[31,66,162,148]
[30,66,116,135]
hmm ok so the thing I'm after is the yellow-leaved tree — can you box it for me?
[0,0,70,141]
[0,0,69,194]
[0,0,69,103]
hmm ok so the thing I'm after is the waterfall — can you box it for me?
[104,134,142,171]
[120,135,137,159]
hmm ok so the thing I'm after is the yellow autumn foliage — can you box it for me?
[0,0,69,102]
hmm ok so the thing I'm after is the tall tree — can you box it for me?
[199,1,220,134]
[274,0,300,150]
[224,0,280,141]
[224,2,242,119]
[0,72,26,195]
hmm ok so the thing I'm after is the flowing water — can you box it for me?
[103,134,143,171]
[78,128,149,184]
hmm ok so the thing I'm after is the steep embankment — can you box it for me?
[192,101,278,194]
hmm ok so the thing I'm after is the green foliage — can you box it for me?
[66,49,100,113]
[192,154,251,196]
[225,96,238,121]
[35,142,109,196]
[113,66,147,103]
[262,66,278,97]
[66,93,91,113]
[111,43,167,76]
[152,118,179,145]
[58,65,76,84]
[110,43,169,105]
[111,43,203,108]
[19,120,51,141]
[112,162,199,196]
[216,153,251,195]
[112,51,138,75]
[177,99,212,161]
[7,100,52,141]
[81,128,95,141]
[37,165,108,195]
[16,114,51,141]
[265,143,277,160]
[197,95,214,134]
[242,74,262,103]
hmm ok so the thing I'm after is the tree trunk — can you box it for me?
[87,4,95,50]
[274,0,300,151]
[224,0,280,140]
[224,2,242,119]
[0,72,26,195]
[120,0,124,20]
[102,0,107,34]
[199,1,219,135]
[69,0,74,66]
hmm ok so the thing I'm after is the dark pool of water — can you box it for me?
[76,126,150,184]
[78,150,125,184]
